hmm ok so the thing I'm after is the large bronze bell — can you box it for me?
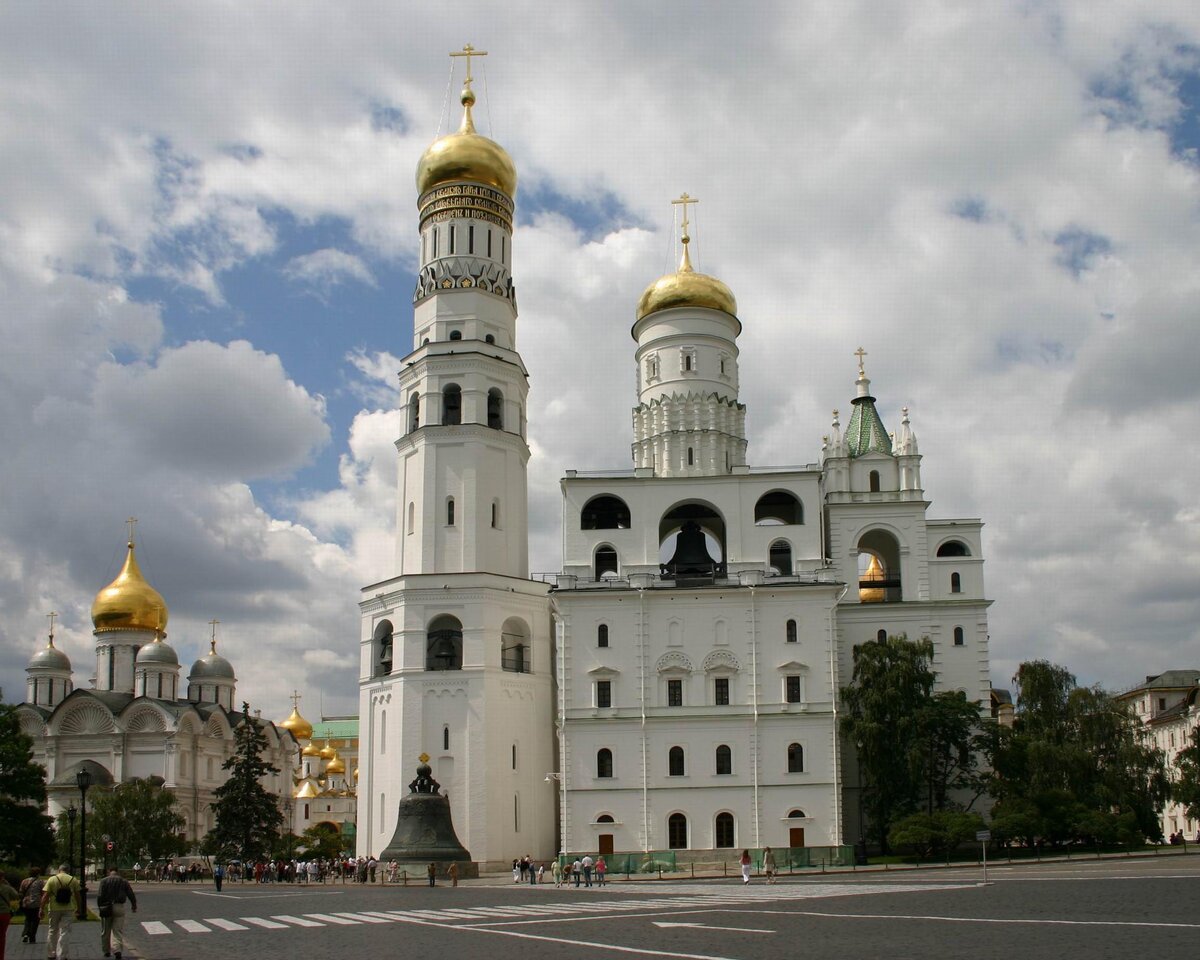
[662,519,718,578]
[379,758,473,873]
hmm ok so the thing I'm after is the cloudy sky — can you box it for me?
[2,1,1198,720]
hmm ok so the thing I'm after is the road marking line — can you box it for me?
[204,917,249,930]
[141,921,172,935]
[303,912,360,925]
[175,919,211,933]
[332,911,392,923]
[751,909,1200,930]
[468,908,731,927]
[240,916,288,929]
[653,921,774,934]
[274,914,326,927]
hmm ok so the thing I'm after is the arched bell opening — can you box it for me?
[426,615,463,671]
[581,495,631,530]
[857,529,902,602]
[768,539,793,576]
[659,501,726,583]
[501,616,531,674]
[754,490,803,525]
[373,619,394,678]
[442,384,462,425]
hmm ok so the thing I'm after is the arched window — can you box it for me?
[442,384,462,425]
[715,744,732,775]
[581,495,631,530]
[668,746,685,777]
[786,619,798,643]
[769,540,793,576]
[446,498,455,526]
[869,470,881,492]
[755,491,803,525]
[407,501,415,532]
[598,624,609,648]
[448,329,462,341]
[668,813,688,849]
[408,393,420,432]
[443,725,450,750]
[597,748,613,778]
[787,808,806,819]
[597,814,615,823]
[950,572,962,593]
[684,353,693,371]
[595,545,618,580]
[937,540,970,557]
[373,620,394,678]
[787,742,804,773]
[485,334,495,344]
[877,629,887,642]
[715,812,735,848]
[487,388,503,429]
[953,626,965,646]
[501,619,530,674]
[426,615,463,671]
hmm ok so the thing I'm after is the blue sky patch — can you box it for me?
[1053,226,1111,277]
[519,181,642,242]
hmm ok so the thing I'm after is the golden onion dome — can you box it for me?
[635,236,737,322]
[416,83,517,198]
[91,539,168,635]
[278,706,313,741]
[319,741,336,761]
[301,741,322,758]
[326,752,346,776]
[859,553,886,603]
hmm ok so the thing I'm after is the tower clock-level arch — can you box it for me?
[856,527,903,603]
[426,615,464,671]
[581,495,631,530]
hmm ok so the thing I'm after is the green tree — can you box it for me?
[1174,725,1200,821]
[0,702,55,865]
[888,810,986,861]
[299,822,343,861]
[840,634,937,850]
[990,661,1168,845]
[916,690,987,813]
[88,777,186,865]
[208,702,284,862]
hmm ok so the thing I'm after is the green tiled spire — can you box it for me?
[844,348,892,458]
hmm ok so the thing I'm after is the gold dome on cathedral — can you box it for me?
[279,706,313,742]
[416,84,517,198]
[319,741,336,761]
[301,741,322,758]
[636,238,737,322]
[91,539,168,635]
[325,751,346,776]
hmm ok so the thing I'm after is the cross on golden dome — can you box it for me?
[449,44,487,89]
[47,610,57,641]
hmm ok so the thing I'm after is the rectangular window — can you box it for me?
[449,225,456,253]
[469,224,474,254]
[487,229,492,257]
[668,679,683,707]
[714,677,729,705]
[433,229,439,257]
[380,793,385,832]
[597,680,612,709]
[785,675,803,703]
[512,744,517,770]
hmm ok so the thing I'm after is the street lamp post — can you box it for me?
[66,805,78,875]
[76,768,93,919]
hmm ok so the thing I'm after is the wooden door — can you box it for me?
[789,827,805,848]
[598,834,614,855]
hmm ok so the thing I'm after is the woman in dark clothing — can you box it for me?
[18,867,44,944]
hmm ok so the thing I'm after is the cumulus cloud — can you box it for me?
[2,0,1200,721]
[284,248,377,293]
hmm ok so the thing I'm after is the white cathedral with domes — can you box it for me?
[356,51,992,868]
[17,530,296,843]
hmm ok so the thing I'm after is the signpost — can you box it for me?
[976,829,992,884]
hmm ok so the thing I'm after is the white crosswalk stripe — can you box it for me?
[333,911,393,923]
[204,917,250,930]
[303,912,361,925]
[240,916,289,929]
[141,921,172,935]
[274,914,325,927]
[175,919,211,933]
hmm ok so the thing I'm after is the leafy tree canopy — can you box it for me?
[88,777,186,865]
[0,702,55,865]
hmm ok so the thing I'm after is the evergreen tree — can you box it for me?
[0,702,55,865]
[208,702,284,862]
[89,777,185,865]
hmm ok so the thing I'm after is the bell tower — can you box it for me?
[358,47,554,870]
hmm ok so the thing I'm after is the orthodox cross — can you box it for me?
[450,44,486,86]
[672,192,699,242]
[854,346,868,377]
[126,516,138,544]
[208,618,220,651]
[47,610,58,641]
[290,689,302,710]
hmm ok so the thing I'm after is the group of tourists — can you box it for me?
[0,863,136,960]
[548,854,607,887]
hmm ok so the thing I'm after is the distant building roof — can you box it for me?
[313,717,359,740]
[1121,670,1200,695]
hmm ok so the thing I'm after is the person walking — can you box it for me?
[40,864,82,960]
[762,846,777,884]
[572,858,582,888]
[97,866,138,960]
[595,856,606,887]
[18,866,45,944]
[426,862,436,888]
[446,862,459,888]
[551,858,562,888]
[581,855,594,888]
[739,849,752,884]
[0,871,21,960]
[213,862,225,893]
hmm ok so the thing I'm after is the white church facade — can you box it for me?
[357,53,992,865]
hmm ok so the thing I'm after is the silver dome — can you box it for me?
[135,640,179,667]
[27,644,71,672]
[189,652,235,680]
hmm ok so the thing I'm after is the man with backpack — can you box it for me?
[39,865,82,960]
[96,867,138,959]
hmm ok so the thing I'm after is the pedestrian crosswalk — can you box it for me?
[140,881,968,938]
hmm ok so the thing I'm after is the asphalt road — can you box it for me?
[77,854,1200,960]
